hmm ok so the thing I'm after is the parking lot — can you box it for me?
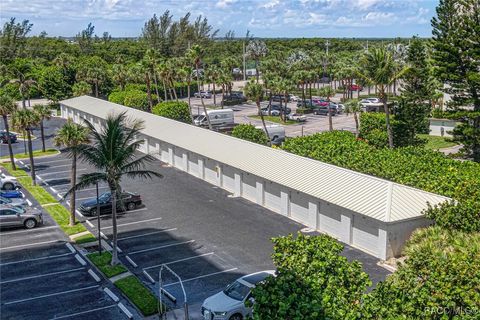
[0,188,132,319]
[17,149,390,315]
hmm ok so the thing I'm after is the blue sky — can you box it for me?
[0,0,439,38]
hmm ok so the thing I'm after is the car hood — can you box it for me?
[203,291,242,312]
[81,198,98,208]
[9,198,27,206]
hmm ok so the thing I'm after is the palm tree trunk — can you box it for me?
[221,86,225,109]
[213,83,216,106]
[3,115,16,170]
[309,82,312,102]
[40,119,46,152]
[171,81,178,102]
[145,74,153,112]
[110,187,119,265]
[26,129,36,186]
[162,80,168,101]
[95,82,99,97]
[354,112,359,138]
[187,82,194,123]
[384,96,394,148]
[328,109,333,131]
[69,153,77,226]
[153,73,161,104]
[255,60,259,83]
[257,101,270,146]
[197,69,212,130]
[21,94,26,109]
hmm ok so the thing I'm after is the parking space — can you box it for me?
[0,181,131,319]
[17,145,390,314]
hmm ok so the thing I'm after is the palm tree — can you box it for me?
[344,99,362,138]
[33,105,52,152]
[156,61,169,102]
[319,86,336,131]
[12,109,40,185]
[246,40,268,83]
[205,65,220,106]
[244,80,270,145]
[358,48,409,148]
[0,95,18,170]
[111,64,129,91]
[68,112,162,265]
[187,45,212,130]
[54,120,90,226]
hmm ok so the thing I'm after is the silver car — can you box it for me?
[0,195,27,208]
[0,205,43,229]
[201,270,275,320]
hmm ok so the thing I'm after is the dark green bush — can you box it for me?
[123,89,150,111]
[363,128,389,148]
[152,101,191,123]
[231,124,269,145]
[108,90,127,105]
[425,200,480,232]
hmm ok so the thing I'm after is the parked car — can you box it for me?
[0,131,17,144]
[289,94,300,102]
[361,97,380,104]
[348,84,363,91]
[264,104,291,115]
[314,105,337,116]
[0,205,43,229]
[194,91,212,98]
[0,195,27,208]
[194,109,235,127]
[261,108,280,116]
[257,125,285,145]
[312,99,329,107]
[271,95,290,103]
[201,270,275,320]
[79,191,142,216]
[297,100,316,109]
[287,113,307,122]
[0,173,21,191]
[225,92,246,102]
[329,102,343,114]
[0,190,23,198]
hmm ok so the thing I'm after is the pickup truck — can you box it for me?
[287,113,307,122]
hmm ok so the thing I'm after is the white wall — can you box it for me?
[63,105,428,260]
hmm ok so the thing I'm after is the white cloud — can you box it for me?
[215,0,236,9]
[261,0,280,9]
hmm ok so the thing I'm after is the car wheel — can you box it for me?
[24,218,37,229]
[3,182,14,191]
[90,208,98,216]
[126,202,136,211]
[229,314,243,320]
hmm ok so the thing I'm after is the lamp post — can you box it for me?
[96,181,102,254]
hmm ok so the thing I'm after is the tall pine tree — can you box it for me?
[431,0,480,161]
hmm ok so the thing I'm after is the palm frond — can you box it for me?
[61,172,107,201]
[121,170,163,180]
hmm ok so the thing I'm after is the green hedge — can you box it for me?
[282,131,480,231]
[88,251,127,278]
[232,124,269,145]
[152,101,191,123]
[115,276,159,316]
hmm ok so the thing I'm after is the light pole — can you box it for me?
[96,181,102,254]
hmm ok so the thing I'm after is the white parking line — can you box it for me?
[0,252,73,266]
[104,288,119,302]
[0,240,61,251]
[48,305,117,320]
[143,270,155,283]
[0,267,85,284]
[163,268,238,288]
[3,285,99,305]
[58,186,109,194]
[27,158,70,165]
[85,208,149,221]
[125,256,137,268]
[143,252,215,270]
[39,168,86,177]
[118,228,177,241]
[101,217,163,230]
[0,225,58,236]
[88,269,101,282]
[26,199,32,206]
[129,240,195,255]
[49,186,57,193]
[118,302,133,319]
[86,220,94,228]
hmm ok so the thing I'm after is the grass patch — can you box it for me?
[88,251,127,278]
[16,176,58,205]
[115,275,159,316]
[74,233,97,244]
[0,163,29,177]
[44,204,87,235]
[249,115,297,125]
[0,148,59,160]
[418,134,458,150]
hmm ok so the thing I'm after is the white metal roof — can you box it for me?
[60,96,450,222]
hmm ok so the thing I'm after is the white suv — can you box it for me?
[0,172,21,191]
[201,270,275,320]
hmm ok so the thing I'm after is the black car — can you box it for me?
[79,191,142,216]
[264,104,291,115]
[224,92,247,102]
[313,106,337,116]
[271,95,290,102]
[0,131,17,144]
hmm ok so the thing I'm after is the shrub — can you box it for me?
[108,90,127,105]
[152,101,191,123]
[231,124,269,145]
[424,200,480,232]
[361,227,480,319]
[363,128,389,148]
[123,90,150,111]
[251,233,371,320]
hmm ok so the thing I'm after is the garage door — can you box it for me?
[160,142,170,163]
[173,147,185,170]
[290,192,309,223]
[319,203,342,239]
[204,159,217,184]
[264,182,281,213]
[352,216,379,255]
[222,166,235,192]
[188,153,200,177]
[242,173,257,202]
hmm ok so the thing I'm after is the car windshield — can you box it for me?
[12,206,25,214]
[0,196,11,203]
[223,281,250,301]
[99,192,111,202]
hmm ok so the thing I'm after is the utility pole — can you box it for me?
[243,41,246,81]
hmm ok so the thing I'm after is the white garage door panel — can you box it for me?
[174,147,185,170]
[290,192,309,223]
[352,218,379,255]
[160,142,170,163]
[149,140,159,156]
[264,182,281,213]
[188,153,200,176]
[222,166,235,192]
[204,159,217,184]
[242,174,257,202]
[319,204,342,239]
